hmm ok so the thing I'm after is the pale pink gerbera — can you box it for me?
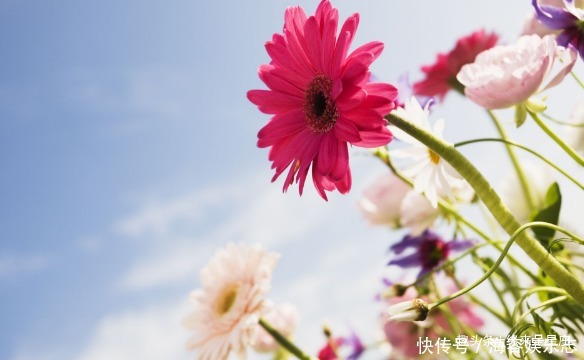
[183,243,280,360]
[247,0,397,200]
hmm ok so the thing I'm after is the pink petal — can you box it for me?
[341,107,384,128]
[317,133,338,176]
[259,65,304,97]
[352,126,393,148]
[347,41,384,67]
[331,14,359,78]
[257,109,307,148]
[335,169,352,194]
[334,117,362,142]
[322,16,339,76]
[330,140,349,180]
[540,45,577,92]
[334,85,366,111]
[247,90,303,114]
[342,52,373,85]
[304,16,325,73]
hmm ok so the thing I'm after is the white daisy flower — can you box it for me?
[183,243,280,360]
[389,97,465,208]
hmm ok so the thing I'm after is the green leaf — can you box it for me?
[530,183,562,248]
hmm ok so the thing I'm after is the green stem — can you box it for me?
[542,112,584,127]
[386,112,584,306]
[487,110,537,209]
[515,296,568,324]
[511,286,567,323]
[454,138,584,190]
[259,318,313,360]
[452,276,511,327]
[528,110,584,166]
[571,70,584,90]
[429,222,568,309]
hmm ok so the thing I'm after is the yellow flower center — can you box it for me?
[216,285,238,316]
[428,149,440,165]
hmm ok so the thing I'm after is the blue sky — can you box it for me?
[1,0,582,359]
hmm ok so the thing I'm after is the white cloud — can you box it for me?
[117,239,213,291]
[77,301,190,360]
[115,170,333,292]
[0,254,49,279]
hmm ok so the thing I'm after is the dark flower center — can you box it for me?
[304,74,338,133]
[419,239,448,269]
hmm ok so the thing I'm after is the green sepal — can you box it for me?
[515,103,528,128]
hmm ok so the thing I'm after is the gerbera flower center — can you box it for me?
[216,284,238,316]
[428,149,440,164]
[304,74,339,134]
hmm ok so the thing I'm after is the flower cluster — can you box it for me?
[184,1,584,359]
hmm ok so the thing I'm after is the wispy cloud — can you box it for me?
[0,254,49,280]
[77,301,191,360]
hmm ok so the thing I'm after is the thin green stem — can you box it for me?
[511,286,567,323]
[452,276,511,327]
[259,318,313,360]
[429,222,580,310]
[387,111,584,306]
[515,296,568,324]
[454,138,584,190]
[571,70,584,90]
[542,112,584,128]
[528,110,584,166]
[487,110,537,209]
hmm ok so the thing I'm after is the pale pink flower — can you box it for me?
[251,303,299,353]
[399,191,439,235]
[359,172,411,227]
[183,243,280,360]
[457,35,576,110]
[248,0,397,200]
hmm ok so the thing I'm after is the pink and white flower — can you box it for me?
[251,303,299,353]
[248,0,397,200]
[358,172,411,228]
[457,35,577,110]
[183,243,280,360]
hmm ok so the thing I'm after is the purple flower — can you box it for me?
[387,230,474,278]
[533,0,584,59]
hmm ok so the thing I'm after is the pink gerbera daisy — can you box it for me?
[247,0,397,200]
